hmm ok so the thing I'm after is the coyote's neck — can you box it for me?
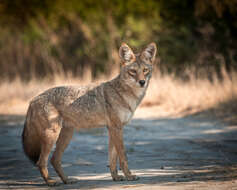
[108,75,146,112]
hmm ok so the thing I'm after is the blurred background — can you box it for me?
[0,0,237,118]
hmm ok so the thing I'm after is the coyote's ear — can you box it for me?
[141,42,157,63]
[119,43,135,65]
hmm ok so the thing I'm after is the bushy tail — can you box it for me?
[22,106,41,165]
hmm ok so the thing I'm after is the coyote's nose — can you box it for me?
[139,80,145,87]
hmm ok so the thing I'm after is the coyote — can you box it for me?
[22,42,157,186]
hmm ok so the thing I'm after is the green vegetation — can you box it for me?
[0,0,236,81]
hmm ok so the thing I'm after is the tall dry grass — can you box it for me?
[0,67,237,118]
[137,67,237,118]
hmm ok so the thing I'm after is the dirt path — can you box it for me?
[0,113,237,190]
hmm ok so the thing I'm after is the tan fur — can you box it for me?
[22,42,157,186]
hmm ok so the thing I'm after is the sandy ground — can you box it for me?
[0,109,237,190]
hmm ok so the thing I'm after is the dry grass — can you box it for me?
[1,67,237,119]
[137,67,237,118]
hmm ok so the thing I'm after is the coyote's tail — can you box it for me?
[22,106,41,165]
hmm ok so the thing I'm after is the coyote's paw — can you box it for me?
[112,175,126,181]
[126,175,139,181]
[64,178,78,184]
[46,178,60,186]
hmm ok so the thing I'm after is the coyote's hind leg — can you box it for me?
[36,112,62,186]
[51,124,76,184]
[37,140,58,186]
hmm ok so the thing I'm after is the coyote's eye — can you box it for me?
[129,69,137,75]
[143,68,149,73]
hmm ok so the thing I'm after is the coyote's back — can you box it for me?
[22,42,157,186]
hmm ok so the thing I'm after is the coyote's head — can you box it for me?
[119,42,157,88]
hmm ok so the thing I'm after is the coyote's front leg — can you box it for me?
[108,132,125,181]
[108,126,139,181]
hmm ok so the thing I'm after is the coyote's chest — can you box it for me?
[117,89,145,125]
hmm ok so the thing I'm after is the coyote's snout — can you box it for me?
[22,42,157,186]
